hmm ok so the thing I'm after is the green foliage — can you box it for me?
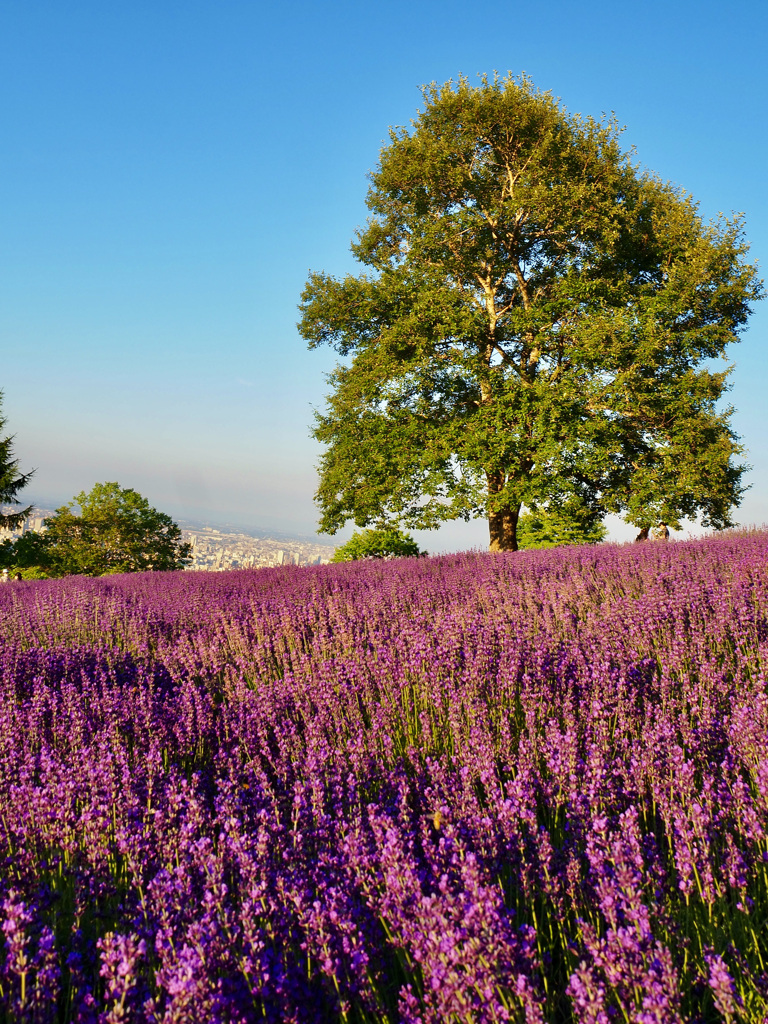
[0,391,33,530]
[517,505,607,550]
[0,530,49,571]
[1,482,191,577]
[330,527,423,562]
[298,73,763,551]
[16,565,50,580]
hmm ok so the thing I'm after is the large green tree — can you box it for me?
[1,482,192,577]
[0,391,33,530]
[299,75,763,551]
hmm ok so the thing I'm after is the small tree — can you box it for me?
[0,530,49,574]
[517,505,607,550]
[0,392,33,530]
[331,527,423,562]
[2,482,192,577]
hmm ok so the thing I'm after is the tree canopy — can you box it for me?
[0,391,33,531]
[299,74,763,551]
[0,482,191,577]
[330,527,423,562]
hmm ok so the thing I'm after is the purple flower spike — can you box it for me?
[1,891,60,1022]
[704,950,743,1019]
[97,932,147,1023]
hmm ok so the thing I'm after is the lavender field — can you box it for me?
[1,534,767,1022]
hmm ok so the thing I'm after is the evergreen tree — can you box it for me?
[0,392,33,531]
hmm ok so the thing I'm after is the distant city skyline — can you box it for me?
[182,525,334,571]
[2,0,765,552]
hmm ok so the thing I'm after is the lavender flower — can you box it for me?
[1,891,60,1022]
[704,950,743,1020]
[0,532,766,1018]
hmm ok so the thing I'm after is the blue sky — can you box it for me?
[1,0,765,550]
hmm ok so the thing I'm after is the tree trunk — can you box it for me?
[487,473,520,551]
